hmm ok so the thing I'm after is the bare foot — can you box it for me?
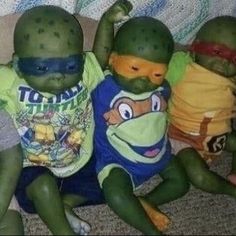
[227,173,236,186]
[139,198,171,232]
[64,205,91,235]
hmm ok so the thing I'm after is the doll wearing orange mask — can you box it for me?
[91,13,189,235]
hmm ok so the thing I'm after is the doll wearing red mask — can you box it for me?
[167,16,236,201]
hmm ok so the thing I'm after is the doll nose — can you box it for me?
[52,73,65,80]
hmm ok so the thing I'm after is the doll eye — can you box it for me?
[131,66,139,71]
[36,65,48,73]
[213,49,222,56]
[118,103,133,120]
[66,62,77,71]
[154,73,162,77]
[151,94,161,111]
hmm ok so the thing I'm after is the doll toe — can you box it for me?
[139,198,171,231]
[227,173,236,186]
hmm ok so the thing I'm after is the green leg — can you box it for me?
[224,131,236,184]
[0,210,24,235]
[178,147,236,198]
[102,168,162,235]
[62,194,87,207]
[225,131,236,173]
[231,152,236,174]
[26,172,75,235]
[144,157,190,206]
[62,194,91,235]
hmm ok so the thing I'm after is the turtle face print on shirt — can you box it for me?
[104,88,168,164]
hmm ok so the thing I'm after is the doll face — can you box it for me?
[16,54,84,94]
[110,16,174,94]
[192,41,236,78]
[13,6,84,94]
[109,53,167,94]
[190,16,236,78]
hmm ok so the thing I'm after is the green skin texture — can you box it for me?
[176,16,236,208]
[0,6,85,235]
[0,1,168,235]
[0,3,135,235]
[0,2,183,236]
[94,2,189,235]
[0,144,24,235]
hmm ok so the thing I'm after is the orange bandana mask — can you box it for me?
[109,53,168,85]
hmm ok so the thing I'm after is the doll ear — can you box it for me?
[12,54,23,78]
[108,52,116,66]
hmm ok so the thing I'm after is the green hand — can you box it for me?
[105,0,133,23]
[93,0,133,69]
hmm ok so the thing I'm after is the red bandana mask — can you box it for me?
[190,41,236,65]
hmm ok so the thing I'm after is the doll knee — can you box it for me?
[167,170,190,198]
[174,176,190,197]
[26,172,56,201]
[165,157,190,196]
[103,186,127,208]
[188,170,207,189]
[102,168,134,207]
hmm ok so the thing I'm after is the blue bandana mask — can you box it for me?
[17,54,84,76]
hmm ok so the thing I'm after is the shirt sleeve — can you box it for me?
[82,52,104,92]
[0,65,16,108]
[166,51,192,87]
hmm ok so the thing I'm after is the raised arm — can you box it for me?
[92,0,132,69]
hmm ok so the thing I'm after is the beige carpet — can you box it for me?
[22,152,236,235]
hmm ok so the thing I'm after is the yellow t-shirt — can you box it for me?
[0,52,103,177]
[167,52,236,137]
[166,52,236,159]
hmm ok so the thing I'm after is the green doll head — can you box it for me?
[190,16,236,78]
[13,5,84,94]
[109,16,174,94]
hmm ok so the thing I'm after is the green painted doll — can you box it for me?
[166,16,236,205]
[0,2,131,235]
[91,5,190,235]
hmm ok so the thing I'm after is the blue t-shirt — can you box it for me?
[92,74,172,189]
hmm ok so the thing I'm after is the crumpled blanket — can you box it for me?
[1,0,236,44]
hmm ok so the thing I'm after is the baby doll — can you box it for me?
[0,110,24,235]
[91,14,190,235]
[166,16,236,202]
[0,2,131,235]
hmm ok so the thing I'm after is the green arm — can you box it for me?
[92,0,133,69]
[0,144,23,221]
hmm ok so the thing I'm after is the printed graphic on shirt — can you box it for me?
[15,82,92,168]
[105,90,169,164]
[200,111,227,154]
[203,133,227,154]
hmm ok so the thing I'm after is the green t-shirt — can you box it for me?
[0,52,103,177]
